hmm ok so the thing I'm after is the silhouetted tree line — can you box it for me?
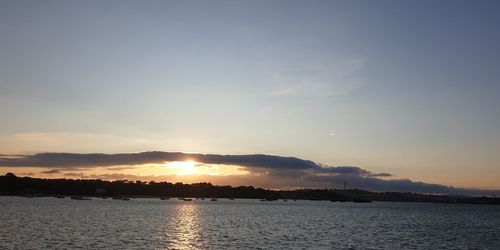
[1,173,499,205]
[0,173,274,198]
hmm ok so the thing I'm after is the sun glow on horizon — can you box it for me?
[161,161,249,177]
[1,160,250,182]
[166,160,201,175]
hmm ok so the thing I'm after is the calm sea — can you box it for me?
[0,196,499,249]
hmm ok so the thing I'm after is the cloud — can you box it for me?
[369,172,392,177]
[319,165,370,175]
[0,151,319,170]
[1,151,498,196]
[268,58,365,97]
[302,174,495,196]
[315,165,392,178]
[0,154,25,159]
[41,169,62,174]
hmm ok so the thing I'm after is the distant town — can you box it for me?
[1,173,499,205]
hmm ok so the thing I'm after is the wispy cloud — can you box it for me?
[41,169,62,174]
[268,58,365,97]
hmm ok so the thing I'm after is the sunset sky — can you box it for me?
[1,1,499,194]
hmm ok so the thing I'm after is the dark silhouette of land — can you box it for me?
[1,173,499,205]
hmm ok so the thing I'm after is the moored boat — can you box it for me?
[70,196,91,200]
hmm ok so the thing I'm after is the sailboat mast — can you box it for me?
[80,173,83,195]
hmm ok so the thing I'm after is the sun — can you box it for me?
[166,160,200,175]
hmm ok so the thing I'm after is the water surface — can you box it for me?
[1,197,499,249]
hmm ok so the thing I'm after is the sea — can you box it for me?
[0,196,499,249]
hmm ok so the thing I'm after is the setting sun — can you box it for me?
[166,161,200,175]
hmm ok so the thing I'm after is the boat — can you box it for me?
[352,198,372,203]
[182,198,193,201]
[70,196,91,200]
[121,197,130,201]
[160,197,169,200]
[330,199,349,202]
[211,198,218,201]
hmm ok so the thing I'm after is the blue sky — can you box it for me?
[1,0,499,190]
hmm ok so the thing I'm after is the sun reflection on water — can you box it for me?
[165,202,203,249]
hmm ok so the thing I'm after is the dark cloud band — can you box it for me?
[0,151,319,170]
[1,151,497,196]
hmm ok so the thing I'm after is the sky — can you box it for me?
[1,0,499,194]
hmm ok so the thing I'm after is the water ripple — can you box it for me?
[0,197,499,249]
